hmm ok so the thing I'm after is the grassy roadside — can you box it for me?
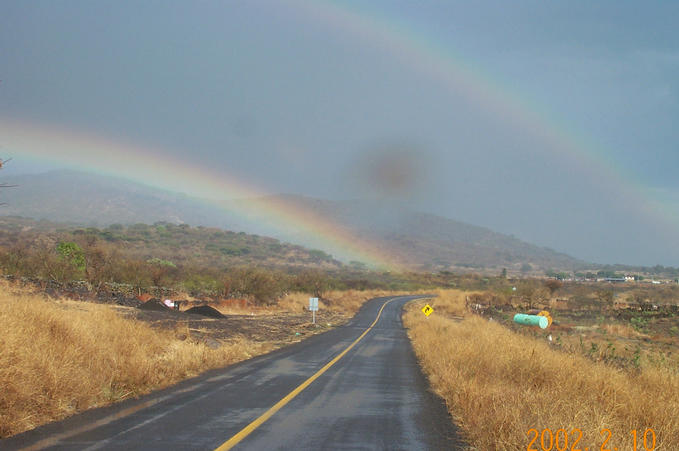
[0,284,397,438]
[277,289,403,315]
[0,289,269,438]
[404,289,679,450]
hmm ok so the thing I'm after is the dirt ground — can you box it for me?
[114,304,351,346]
[473,299,679,370]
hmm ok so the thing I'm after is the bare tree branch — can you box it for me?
[0,158,14,206]
[0,157,11,169]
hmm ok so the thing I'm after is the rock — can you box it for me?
[204,337,221,349]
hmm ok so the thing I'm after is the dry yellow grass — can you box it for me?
[198,290,400,316]
[601,323,648,339]
[415,288,469,317]
[0,288,273,438]
[0,283,403,438]
[277,289,401,315]
[404,290,679,450]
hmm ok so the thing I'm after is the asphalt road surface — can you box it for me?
[3,296,465,450]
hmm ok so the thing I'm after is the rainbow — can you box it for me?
[2,1,677,270]
[290,0,679,236]
[0,118,402,270]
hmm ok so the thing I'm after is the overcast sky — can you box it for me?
[1,1,678,266]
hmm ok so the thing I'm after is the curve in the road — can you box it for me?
[3,295,466,451]
[215,298,395,450]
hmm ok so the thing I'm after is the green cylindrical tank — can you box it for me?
[513,313,549,329]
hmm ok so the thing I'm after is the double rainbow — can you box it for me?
[2,1,676,270]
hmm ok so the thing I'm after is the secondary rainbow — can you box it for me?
[3,2,677,267]
[290,0,679,234]
[0,118,401,270]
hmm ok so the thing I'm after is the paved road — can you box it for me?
[3,296,465,450]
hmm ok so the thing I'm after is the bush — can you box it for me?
[292,269,333,298]
[224,267,286,305]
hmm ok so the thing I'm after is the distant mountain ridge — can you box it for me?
[0,170,236,227]
[0,169,585,272]
[257,195,583,272]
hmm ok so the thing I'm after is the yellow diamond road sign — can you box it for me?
[421,304,434,317]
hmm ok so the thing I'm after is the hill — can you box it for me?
[0,169,585,272]
[0,216,340,271]
[0,170,244,227]
[257,195,584,273]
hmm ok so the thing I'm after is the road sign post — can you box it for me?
[309,297,319,324]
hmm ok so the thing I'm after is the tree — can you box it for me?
[224,266,285,305]
[182,270,219,296]
[146,258,177,287]
[38,241,85,282]
[544,279,563,295]
[515,280,549,309]
[120,259,152,295]
[0,244,29,275]
[308,249,333,263]
[294,269,332,299]
[56,242,86,272]
[82,241,122,290]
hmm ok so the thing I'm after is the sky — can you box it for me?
[1,1,678,266]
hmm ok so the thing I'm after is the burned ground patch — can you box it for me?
[119,305,350,345]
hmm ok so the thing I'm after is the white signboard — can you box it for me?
[309,297,319,311]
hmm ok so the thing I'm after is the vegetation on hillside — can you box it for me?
[0,218,350,303]
[0,170,590,273]
[0,218,537,304]
[0,216,338,269]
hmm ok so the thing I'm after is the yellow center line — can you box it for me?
[214,298,396,451]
